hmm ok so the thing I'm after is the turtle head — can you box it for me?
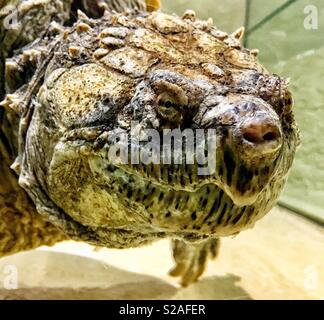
[10,11,300,245]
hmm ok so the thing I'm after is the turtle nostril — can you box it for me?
[263,131,277,141]
[241,121,281,144]
[243,130,261,143]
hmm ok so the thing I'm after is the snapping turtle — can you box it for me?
[0,0,300,286]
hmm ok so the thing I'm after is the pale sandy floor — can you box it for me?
[0,207,323,300]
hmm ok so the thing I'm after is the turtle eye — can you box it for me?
[156,92,182,122]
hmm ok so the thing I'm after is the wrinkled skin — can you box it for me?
[0,0,300,286]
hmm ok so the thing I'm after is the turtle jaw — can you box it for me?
[87,156,264,236]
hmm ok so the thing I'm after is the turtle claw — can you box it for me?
[169,238,220,287]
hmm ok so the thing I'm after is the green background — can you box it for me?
[163,0,324,222]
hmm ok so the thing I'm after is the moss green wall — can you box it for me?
[163,0,324,220]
